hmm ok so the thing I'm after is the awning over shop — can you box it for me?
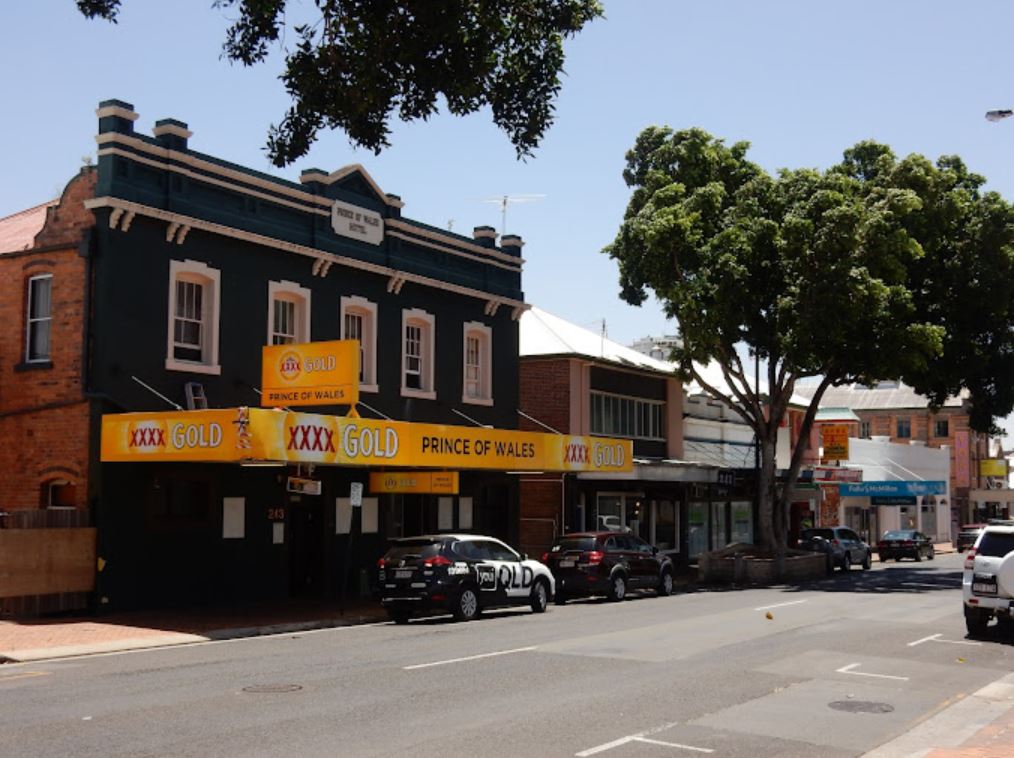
[100,407,633,474]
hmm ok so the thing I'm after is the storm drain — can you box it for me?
[828,700,894,714]
[241,684,303,694]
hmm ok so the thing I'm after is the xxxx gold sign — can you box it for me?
[101,408,253,462]
[261,340,359,408]
[369,471,459,494]
[101,408,633,473]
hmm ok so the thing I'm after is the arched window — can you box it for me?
[462,321,492,405]
[166,259,220,374]
[267,280,311,345]
[401,308,435,399]
[340,295,377,391]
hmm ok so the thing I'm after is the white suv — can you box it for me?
[961,522,1014,636]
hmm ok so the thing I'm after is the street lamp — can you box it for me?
[986,109,1014,122]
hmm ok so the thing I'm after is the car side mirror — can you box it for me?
[520,553,528,561]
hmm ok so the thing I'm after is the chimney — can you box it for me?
[300,168,329,195]
[500,234,524,257]
[153,118,192,151]
[385,194,402,219]
[96,98,138,136]
[473,225,497,248]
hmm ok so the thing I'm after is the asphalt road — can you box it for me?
[2,553,1012,758]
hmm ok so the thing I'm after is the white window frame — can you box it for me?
[461,321,493,406]
[26,273,53,363]
[401,308,436,400]
[340,295,378,393]
[267,280,311,346]
[166,259,221,375]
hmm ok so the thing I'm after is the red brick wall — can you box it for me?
[519,476,563,557]
[518,357,572,434]
[0,169,94,512]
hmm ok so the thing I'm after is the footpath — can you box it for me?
[3,542,1012,756]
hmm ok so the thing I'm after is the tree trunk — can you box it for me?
[757,435,779,553]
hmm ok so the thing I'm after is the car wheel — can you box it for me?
[452,587,480,622]
[965,606,990,637]
[387,610,411,625]
[840,553,851,572]
[657,570,674,597]
[914,549,922,562]
[530,580,549,614]
[862,551,872,571]
[928,547,935,560]
[607,573,627,601]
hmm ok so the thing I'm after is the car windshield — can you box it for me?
[801,529,834,540]
[977,532,1014,558]
[384,540,443,561]
[551,537,596,552]
[883,530,915,540]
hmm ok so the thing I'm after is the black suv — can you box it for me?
[378,534,555,624]
[542,532,675,603]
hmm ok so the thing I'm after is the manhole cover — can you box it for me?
[828,700,894,714]
[241,684,303,694]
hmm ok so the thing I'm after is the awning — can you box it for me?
[100,407,633,474]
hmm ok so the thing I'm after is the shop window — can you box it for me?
[652,499,678,552]
[896,417,911,438]
[935,419,949,438]
[340,296,377,391]
[336,497,378,534]
[462,322,492,405]
[26,274,52,363]
[267,280,310,345]
[166,260,221,374]
[149,478,212,527]
[401,308,435,399]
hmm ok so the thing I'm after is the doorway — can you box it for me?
[289,502,324,597]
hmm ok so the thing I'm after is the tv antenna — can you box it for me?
[481,194,545,236]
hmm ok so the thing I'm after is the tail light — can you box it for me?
[541,552,549,562]
[964,548,977,571]
[831,539,840,546]
[424,555,452,568]
[586,550,605,565]
[903,541,915,547]
[377,558,387,568]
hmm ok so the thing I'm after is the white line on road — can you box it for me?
[403,646,537,670]
[908,633,981,648]
[633,736,714,753]
[837,662,909,681]
[575,736,635,756]
[754,599,809,611]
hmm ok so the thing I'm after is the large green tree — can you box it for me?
[602,127,1014,554]
[77,0,602,166]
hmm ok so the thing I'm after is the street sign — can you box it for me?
[350,482,363,508]
[286,476,321,496]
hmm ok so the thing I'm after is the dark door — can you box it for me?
[289,503,324,597]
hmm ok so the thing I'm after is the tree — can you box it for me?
[604,127,966,554]
[76,0,603,166]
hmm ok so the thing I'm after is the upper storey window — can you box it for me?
[26,274,52,362]
[166,260,220,375]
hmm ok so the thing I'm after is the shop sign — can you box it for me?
[813,467,863,483]
[261,340,360,408]
[980,459,1008,477]
[101,408,634,473]
[871,496,918,505]
[100,408,250,462]
[839,480,947,497]
[331,199,383,245]
[287,476,322,496]
[821,424,850,463]
[369,471,459,494]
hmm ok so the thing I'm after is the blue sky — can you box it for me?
[4,1,1014,434]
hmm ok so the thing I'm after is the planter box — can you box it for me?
[698,548,827,585]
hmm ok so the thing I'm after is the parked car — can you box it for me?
[957,523,987,552]
[961,522,1014,636]
[876,530,935,562]
[377,534,555,624]
[797,527,872,571]
[542,532,674,603]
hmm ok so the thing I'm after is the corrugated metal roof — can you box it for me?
[0,199,57,254]
[815,407,861,422]
[796,382,966,410]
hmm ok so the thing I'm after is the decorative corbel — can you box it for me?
[109,208,124,230]
[311,258,324,276]
[120,211,136,232]
[176,225,190,245]
[387,274,406,294]
[166,222,180,243]
[511,305,525,321]
[320,261,333,277]
[484,299,502,316]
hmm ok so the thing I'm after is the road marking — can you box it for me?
[836,662,909,681]
[576,736,635,756]
[908,633,982,648]
[754,599,809,611]
[403,646,537,670]
[0,671,50,683]
[902,582,957,589]
[633,737,714,753]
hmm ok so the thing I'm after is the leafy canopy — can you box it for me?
[77,0,603,166]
